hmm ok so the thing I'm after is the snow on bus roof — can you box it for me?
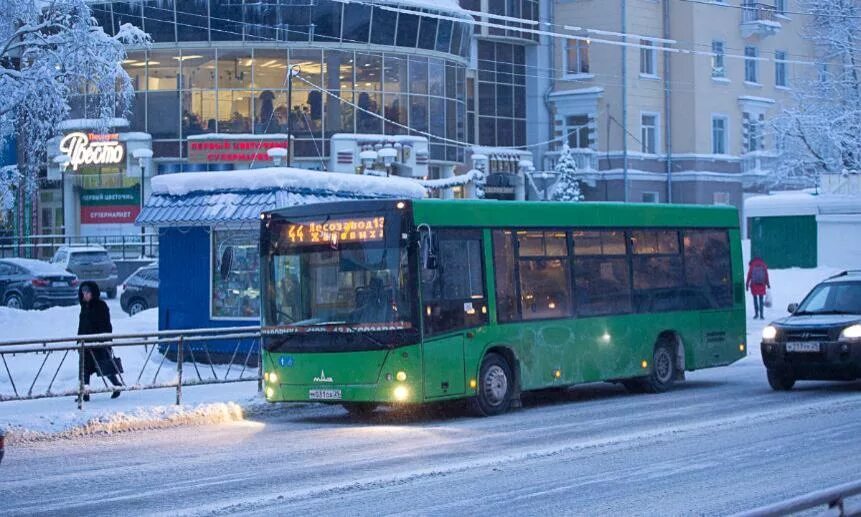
[150,167,428,199]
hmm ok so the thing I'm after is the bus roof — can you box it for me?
[411,200,739,229]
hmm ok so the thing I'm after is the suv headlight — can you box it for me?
[762,325,778,342]
[839,324,861,342]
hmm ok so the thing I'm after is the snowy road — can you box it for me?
[3,357,860,516]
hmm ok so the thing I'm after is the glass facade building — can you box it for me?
[83,0,473,170]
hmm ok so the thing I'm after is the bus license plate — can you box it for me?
[786,342,821,353]
[309,389,342,400]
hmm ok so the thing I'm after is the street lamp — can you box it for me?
[359,150,378,175]
[286,65,301,167]
[266,147,288,167]
[52,155,71,236]
[132,148,153,258]
[377,147,397,177]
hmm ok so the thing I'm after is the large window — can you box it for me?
[516,231,571,320]
[640,40,656,76]
[422,230,487,335]
[641,113,658,154]
[566,115,591,149]
[631,231,685,312]
[745,46,759,83]
[712,115,728,155]
[711,41,726,78]
[775,50,788,87]
[212,229,260,319]
[566,39,590,75]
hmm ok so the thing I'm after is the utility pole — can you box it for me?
[621,0,629,203]
[286,65,301,167]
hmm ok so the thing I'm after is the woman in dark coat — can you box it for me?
[78,281,123,400]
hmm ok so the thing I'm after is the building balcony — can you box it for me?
[740,3,781,38]
[543,148,599,173]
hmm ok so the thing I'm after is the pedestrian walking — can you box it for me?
[77,281,123,401]
[746,257,770,320]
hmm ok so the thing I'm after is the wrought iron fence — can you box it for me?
[0,232,159,260]
[0,326,262,409]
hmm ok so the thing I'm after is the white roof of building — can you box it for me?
[745,190,861,217]
[151,167,428,199]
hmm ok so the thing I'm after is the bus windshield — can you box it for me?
[264,216,414,330]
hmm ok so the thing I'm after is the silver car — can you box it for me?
[51,246,119,299]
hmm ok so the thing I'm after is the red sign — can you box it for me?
[81,206,141,224]
[187,139,291,163]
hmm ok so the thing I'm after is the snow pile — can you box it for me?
[744,190,861,217]
[2,398,270,444]
[151,167,428,199]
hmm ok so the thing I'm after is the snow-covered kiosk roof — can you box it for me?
[137,167,427,227]
[745,191,861,218]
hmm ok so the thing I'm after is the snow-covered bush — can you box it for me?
[0,0,150,191]
[550,145,584,202]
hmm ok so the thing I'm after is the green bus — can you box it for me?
[260,199,746,416]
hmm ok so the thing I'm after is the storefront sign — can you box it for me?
[80,186,140,225]
[188,138,291,163]
[283,216,386,245]
[59,132,125,171]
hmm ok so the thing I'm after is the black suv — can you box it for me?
[120,264,158,316]
[761,271,861,390]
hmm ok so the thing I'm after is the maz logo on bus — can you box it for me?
[284,216,385,246]
[313,370,334,383]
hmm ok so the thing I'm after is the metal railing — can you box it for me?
[0,232,159,260]
[543,149,599,172]
[742,2,778,23]
[735,480,861,517]
[0,326,263,409]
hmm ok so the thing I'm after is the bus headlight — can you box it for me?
[762,325,777,342]
[839,324,861,341]
[265,387,275,399]
[269,371,278,384]
[395,371,407,382]
[393,385,409,401]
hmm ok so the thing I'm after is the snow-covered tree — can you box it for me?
[551,145,584,201]
[772,0,861,186]
[0,0,150,195]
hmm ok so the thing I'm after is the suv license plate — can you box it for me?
[786,342,821,353]
[309,389,342,400]
[53,281,67,287]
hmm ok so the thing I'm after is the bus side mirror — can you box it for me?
[418,227,438,270]
[787,303,798,314]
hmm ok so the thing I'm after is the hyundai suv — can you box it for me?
[761,271,861,390]
[51,246,119,299]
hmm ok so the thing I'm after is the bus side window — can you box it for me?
[572,230,632,316]
[422,229,488,335]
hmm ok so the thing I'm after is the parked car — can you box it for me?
[761,270,861,390]
[50,246,118,299]
[121,263,158,316]
[0,258,79,310]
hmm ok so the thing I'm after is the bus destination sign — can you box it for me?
[283,216,385,245]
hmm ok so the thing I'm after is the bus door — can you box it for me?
[420,229,488,399]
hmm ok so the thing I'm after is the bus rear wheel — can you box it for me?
[470,353,514,417]
[342,403,378,418]
[626,342,676,394]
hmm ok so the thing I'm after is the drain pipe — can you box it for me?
[663,0,673,203]
[621,0,629,202]
[542,0,556,174]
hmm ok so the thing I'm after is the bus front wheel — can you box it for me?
[470,353,514,417]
